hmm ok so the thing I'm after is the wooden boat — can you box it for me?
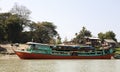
[13,42,114,59]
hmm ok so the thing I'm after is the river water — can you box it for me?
[0,55,120,72]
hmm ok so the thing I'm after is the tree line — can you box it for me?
[71,27,117,44]
[0,4,60,43]
[0,4,117,44]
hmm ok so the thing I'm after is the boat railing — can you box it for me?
[52,50,70,56]
[76,50,105,56]
[51,49,106,56]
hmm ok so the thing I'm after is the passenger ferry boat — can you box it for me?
[13,42,114,59]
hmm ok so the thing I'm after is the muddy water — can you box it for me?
[0,55,120,72]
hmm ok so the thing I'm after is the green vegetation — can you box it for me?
[0,4,59,43]
[115,48,120,54]
[72,27,92,44]
[0,13,23,42]
[0,4,119,44]
[98,31,117,42]
[30,22,58,43]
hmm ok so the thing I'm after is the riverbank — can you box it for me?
[0,44,28,55]
[0,44,28,60]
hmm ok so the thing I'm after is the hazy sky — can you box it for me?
[0,0,120,41]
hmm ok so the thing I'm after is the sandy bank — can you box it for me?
[0,44,28,54]
[0,44,28,59]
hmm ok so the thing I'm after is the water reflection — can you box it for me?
[0,59,120,72]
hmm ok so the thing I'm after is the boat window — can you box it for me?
[29,44,36,49]
[37,45,51,50]
[31,44,39,50]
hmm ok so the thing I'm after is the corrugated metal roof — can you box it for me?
[104,39,116,43]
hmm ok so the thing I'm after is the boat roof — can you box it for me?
[104,39,116,43]
[26,42,79,46]
[26,42,94,48]
[26,42,48,46]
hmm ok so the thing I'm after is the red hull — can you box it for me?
[15,51,113,59]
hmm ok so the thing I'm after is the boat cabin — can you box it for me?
[26,42,52,54]
[50,45,95,52]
